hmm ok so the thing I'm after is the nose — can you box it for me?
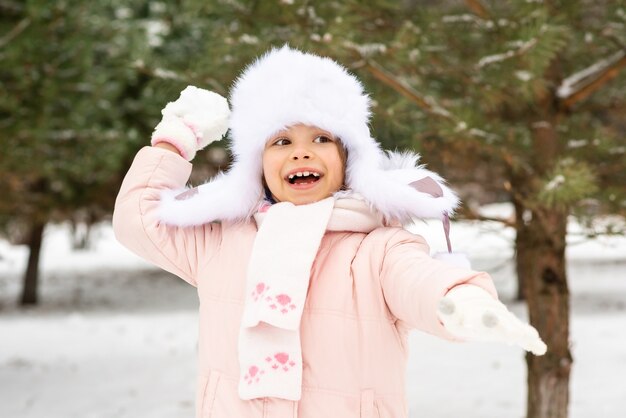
[290,146,312,160]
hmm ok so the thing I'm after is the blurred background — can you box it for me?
[1,1,624,417]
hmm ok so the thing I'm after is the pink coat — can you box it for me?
[113,147,498,418]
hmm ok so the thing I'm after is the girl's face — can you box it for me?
[262,124,345,205]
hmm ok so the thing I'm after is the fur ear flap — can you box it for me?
[158,159,264,226]
[355,150,459,224]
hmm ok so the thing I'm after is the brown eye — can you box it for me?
[274,138,291,146]
[314,135,332,143]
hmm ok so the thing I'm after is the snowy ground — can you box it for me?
[1,211,625,418]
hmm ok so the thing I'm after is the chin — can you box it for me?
[286,194,324,205]
[291,197,317,205]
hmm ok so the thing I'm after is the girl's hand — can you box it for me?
[437,285,547,355]
[151,86,230,161]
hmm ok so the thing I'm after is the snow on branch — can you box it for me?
[477,38,538,68]
[442,14,478,24]
[557,50,626,108]
[342,40,387,58]
[355,59,508,146]
[342,43,512,165]
[132,60,183,80]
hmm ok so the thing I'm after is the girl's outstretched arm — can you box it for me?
[379,228,497,340]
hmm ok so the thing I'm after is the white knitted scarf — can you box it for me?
[237,195,383,401]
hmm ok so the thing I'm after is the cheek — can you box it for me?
[262,154,280,182]
[262,153,286,202]
[325,152,345,189]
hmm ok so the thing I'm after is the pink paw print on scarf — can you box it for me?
[268,294,297,314]
[251,282,270,302]
[265,352,297,372]
[243,364,266,385]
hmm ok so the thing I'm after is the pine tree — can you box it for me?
[0,0,155,304]
[331,1,625,417]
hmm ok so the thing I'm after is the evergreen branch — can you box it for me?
[476,38,538,69]
[463,0,491,19]
[341,44,518,173]
[558,50,626,109]
[131,60,227,94]
[359,59,454,120]
[358,59,508,143]
[456,205,515,227]
[340,42,450,117]
[0,0,24,15]
[601,28,625,50]
[0,17,30,49]
[351,56,518,169]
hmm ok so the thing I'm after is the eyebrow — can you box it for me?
[270,129,335,140]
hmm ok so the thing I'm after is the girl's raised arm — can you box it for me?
[113,146,218,286]
[112,86,230,286]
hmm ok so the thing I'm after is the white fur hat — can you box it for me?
[159,45,459,226]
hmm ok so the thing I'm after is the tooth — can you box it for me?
[304,171,310,176]
[297,172,303,177]
[313,173,320,177]
[288,174,295,179]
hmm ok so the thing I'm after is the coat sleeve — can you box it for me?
[379,228,498,340]
[112,146,222,287]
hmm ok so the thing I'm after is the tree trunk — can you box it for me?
[514,199,528,301]
[70,220,92,250]
[20,221,45,306]
[516,204,572,418]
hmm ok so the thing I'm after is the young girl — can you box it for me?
[113,46,545,418]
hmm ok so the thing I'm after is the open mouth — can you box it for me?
[286,170,322,185]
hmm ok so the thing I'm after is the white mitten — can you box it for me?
[437,285,547,355]
[151,85,230,161]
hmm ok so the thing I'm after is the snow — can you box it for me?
[514,70,533,81]
[468,128,499,142]
[343,41,387,57]
[545,174,566,191]
[239,34,260,45]
[477,38,538,68]
[557,50,626,99]
[478,50,518,68]
[455,121,468,131]
[114,7,132,19]
[442,14,477,24]
[568,139,589,148]
[144,20,169,47]
[1,209,625,417]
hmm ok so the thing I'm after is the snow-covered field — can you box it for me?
[1,211,625,418]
